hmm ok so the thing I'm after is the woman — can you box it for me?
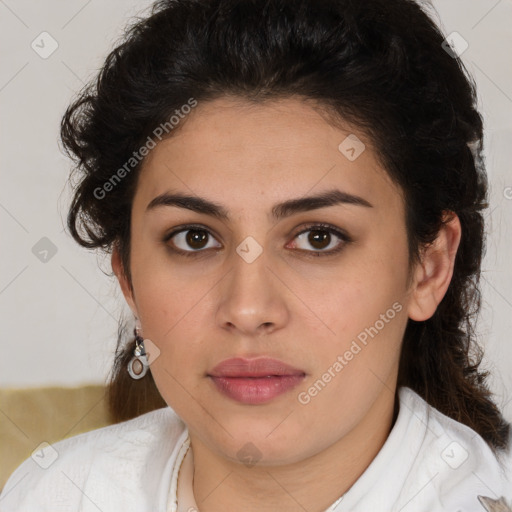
[1,0,511,510]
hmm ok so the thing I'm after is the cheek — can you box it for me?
[128,250,211,372]
[292,277,408,445]
[297,233,410,393]
[130,240,203,331]
[305,243,409,344]
[134,281,207,360]
[133,275,210,420]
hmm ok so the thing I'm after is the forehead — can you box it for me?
[134,96,403,216]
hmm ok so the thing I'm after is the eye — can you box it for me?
[164,224,221,256]
[288,223,351,256]
[163,222,351,258]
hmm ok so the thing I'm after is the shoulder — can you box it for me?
[397,387,512,511]
[0,406,187,512]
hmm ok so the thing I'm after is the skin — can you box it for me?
[112,96,461,512]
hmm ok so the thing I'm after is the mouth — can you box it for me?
[207,357,306,405]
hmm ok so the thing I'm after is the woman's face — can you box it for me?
[115,96,420,465]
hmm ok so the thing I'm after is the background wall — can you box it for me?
[1,0,511,420]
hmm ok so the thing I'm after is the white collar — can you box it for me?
[164,387,512,512]
[167,435,347,511]
[176,440,198,512]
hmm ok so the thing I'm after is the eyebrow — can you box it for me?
[145,188,373,221]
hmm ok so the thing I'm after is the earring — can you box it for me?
[127,323,150,380]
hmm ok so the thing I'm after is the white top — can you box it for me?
[1,387,511,512]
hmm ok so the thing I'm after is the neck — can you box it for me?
[188,385,398,512]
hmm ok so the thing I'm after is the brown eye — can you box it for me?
[185,229,209,249]
[307,229,331,250]
[291,224,350,255]
[167,227,221,253]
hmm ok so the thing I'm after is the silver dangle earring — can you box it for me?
[127,323,150,380]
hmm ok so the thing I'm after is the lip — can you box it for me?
[208,357,306,405]
[209,357,305,378]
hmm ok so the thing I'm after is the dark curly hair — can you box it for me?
[60,0,510,451]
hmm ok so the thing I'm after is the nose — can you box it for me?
[215,245,289,337]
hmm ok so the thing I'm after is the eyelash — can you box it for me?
[162,223,352,259]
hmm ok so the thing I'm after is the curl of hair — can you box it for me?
[61,0,510,450]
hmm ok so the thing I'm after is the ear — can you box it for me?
[111,244,139,318]
[407,212,462,322]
